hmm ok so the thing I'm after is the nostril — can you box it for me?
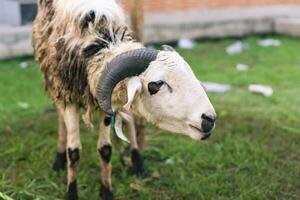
[201,114,216,123]
[201,113,215,133]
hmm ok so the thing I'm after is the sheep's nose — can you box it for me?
[201,113,216,133]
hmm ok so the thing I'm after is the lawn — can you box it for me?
[0,35,300,200]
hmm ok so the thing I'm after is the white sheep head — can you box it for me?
[97,45,216,140]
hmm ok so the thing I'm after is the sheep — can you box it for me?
[32,0,216,200]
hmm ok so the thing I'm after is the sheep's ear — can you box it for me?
[161,45,176,52]
[123,77,142,111]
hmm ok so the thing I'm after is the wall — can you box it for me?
[0,0,21,26]
[121,0,300,12]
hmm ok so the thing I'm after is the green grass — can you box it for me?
[1,35,300,200]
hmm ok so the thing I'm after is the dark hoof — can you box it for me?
[100,185,114,200]
[52,151,67,171]
[130,166,148,178]
[65,180,78,200]
[131,149,147,178]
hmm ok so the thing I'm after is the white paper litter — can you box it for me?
[249,84,273,97]
[178,38,195,49]
[202,82,231,93]
[165,157,175,165]
[236,63,249,71]
[226,41,248,55]
[258,39,281,47]
[19,62,28,69]
[17,102,29,109]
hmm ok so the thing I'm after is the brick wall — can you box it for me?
[121,0,300,12]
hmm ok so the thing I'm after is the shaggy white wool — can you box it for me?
[54,0,125,24]
[144,51,196,78]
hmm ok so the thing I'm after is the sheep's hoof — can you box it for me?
[52,151,67,171]
[100,185,114,200]
[131,167,148,178]
[131,149,148,178]
[65,180,78,200]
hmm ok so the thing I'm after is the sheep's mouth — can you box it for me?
[189,124,211,140]
[189,124,203,133]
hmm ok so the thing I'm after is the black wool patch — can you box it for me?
[52,151,67,171]
[83,26,130,58]
[99,144,112,163]
[66,180,78,200]
[83,40,107,58]
[55,38,65,61]
[96,27,114,43]
[80,10,95,31]
[68,148,80,167]
[58,44,89,99]
[57,25,131,100]
[104,116,111,126]
[83,27,115,58]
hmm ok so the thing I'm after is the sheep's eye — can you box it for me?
[148,80,164,95]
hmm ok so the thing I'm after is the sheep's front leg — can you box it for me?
[121,112,145,177]
[98,112,113,200]
[64,105,81,200]
[135,119,146,150]
[53,104,67,171]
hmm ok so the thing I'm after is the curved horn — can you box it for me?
[161,45,176,52]
[96,48,158,115]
